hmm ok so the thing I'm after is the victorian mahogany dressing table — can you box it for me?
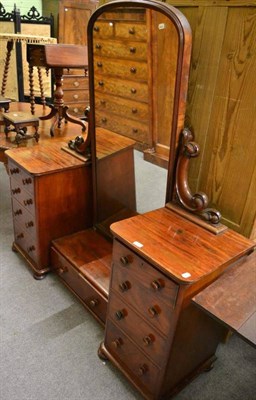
[49,1,255,399]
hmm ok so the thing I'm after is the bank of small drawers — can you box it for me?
[105,239,179,392]
[8,161,38,263]
[62,74,89,118]
[93,10,151,147]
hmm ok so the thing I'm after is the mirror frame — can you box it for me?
[87,0,192,224]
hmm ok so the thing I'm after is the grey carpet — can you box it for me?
[0,158,255,400]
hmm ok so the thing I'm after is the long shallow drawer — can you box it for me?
[62,76,88,90]
[105,319,160,395]
[63,90,89,103]
[96,111,149,143]
[93,20,147,40]
[51,247,108,324]
[8,161,34,196]
[93,39,147,61]
[95,75,148,102]
[94,56,148,81]
[95,92,149,122]
[14,221,39,264]
[108,292,167,367]
[12,198,36,238]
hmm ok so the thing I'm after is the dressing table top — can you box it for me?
[110,207,255,285]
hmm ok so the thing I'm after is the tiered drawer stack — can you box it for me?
[104,239,179,395]
[62,68,89,118]
[9,161,39,266]
[93,9,152,149]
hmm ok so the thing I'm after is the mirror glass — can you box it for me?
[87,2,189,235]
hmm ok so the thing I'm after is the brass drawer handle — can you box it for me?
[120,255,133,265]
[112,338,123,348]
[115,310,126,320]
[151,279,164,291]
[138,364,148,376]
[118,281,131,292]
[14,209,22,216]
[89,299,99,308]
[148,305,160,318]
[10,167,19,174]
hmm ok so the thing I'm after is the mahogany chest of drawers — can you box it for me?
[100,208,255,399]
[6,146,92,279]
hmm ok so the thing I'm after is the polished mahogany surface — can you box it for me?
[110,207,255,285]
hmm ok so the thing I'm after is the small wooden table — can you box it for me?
[3,111,39,143]
[193,251,256,348]
[27,44,88,136]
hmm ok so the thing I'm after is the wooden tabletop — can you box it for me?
[110,207,255,285]
[192,251,256,347]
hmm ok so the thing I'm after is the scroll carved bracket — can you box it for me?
[167,128,226,234]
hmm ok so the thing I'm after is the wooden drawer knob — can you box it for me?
[27,245,35,253]
[131,88,137,94]
[129,27,135,34]
[24,199,33,206]
[73,81,80,87]
[130,47,136,53]
[57,266,68,275]
[111,338,123,348]
[10,167,19,174]
[118,281,131,292]
[115,310,125,320]
[17,233,24,239]
[138,364,148,376]
[100,99,106,105]
[22,178,32,185]
[143,335,154,346]
[25,221,34,228]
[98,80,104,86]
[95,43,102,50]
[14,209,22,216]
[148,305,160,318]
[94,26,100,32]
[97,61,103,67]
[89,299,99,308]
[130,67,136,74]
[151,279,164,291]
[120,255,132,265]
[132,108,137,114]
[73,94,79,100]
[12,188,21,195]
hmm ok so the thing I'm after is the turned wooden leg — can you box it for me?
[1,40,13,97]
[37,67,46,108]
[28,64,36,115]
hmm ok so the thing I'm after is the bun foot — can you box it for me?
[98,342,109,361]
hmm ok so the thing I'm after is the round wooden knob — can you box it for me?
[118,281,131,292]
[89,299,99,308]
[57,266,68,275]
[131,88,137,94]
[150,279,164,291]
[115,310,125,320]
[98,81,104,86]
[14,209,22,216]
[129,27,135,34]
[148,306,160,318]
[111,338,122,348]
[130,47,136,53]
[130,67,136,74]
[95,43,102,49]
[138,364,148,376]
[94,26,100,32]
[120,255,132,265]
[97,61,103,67]
[143,335,154,346]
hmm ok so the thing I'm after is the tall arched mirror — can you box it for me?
[87,0,192,236]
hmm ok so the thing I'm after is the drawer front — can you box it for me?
[111,240,178,335]
[109,293,167,367]
[66,103,88,117]
[63,89,89,103]
[51,248,107,324]
[14,222,39,264]
[93,40,147,61]
[96,111,149,143]
[62,76,88,90]
[94,56,148,81]
[9,161,34,196]
[12,198,36,238]
[93,21,147,40]
[95,76,148,102]
[95,93,149,122]
[105,320,160,394]
[10,183,35,215]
